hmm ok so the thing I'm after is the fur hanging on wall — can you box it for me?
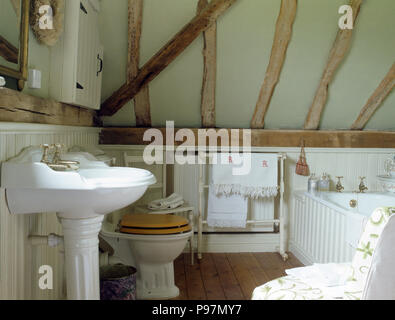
[29,0,65,46]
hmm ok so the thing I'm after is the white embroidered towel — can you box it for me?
[207,187,248,228]
[211,153,278,199]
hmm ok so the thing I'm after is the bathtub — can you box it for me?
[316,192,395,217]
[290,191,395,265]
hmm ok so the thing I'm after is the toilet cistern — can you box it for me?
[1,145,156,300]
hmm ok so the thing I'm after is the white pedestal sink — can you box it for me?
[1,146,156,300]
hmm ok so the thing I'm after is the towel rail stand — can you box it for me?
[197,152,288,261]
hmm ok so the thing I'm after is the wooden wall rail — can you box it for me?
[0,88,100,127]
[100,127,395,148]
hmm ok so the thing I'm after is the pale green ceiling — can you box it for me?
[99,0,395,130]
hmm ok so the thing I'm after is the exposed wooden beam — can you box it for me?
[251,0,297,129]
[351,62,395,130]
[198,0,217,128]
[197,0,208,13]
[0,88,100,127]
[127,0,143,82]
[304,0,362,130]
[100,127,395,149]
[127,0,151,127]
[133,88,152,127]
[0,35,18,64]
[100,0,238,117]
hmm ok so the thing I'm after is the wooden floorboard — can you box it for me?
[212,253,244,300]
[173,254,188,300]
[253,252,290,280]
[174,252,303,300]
[226,253,258,300]
[241,253,271,286]
[183,253,207,300]
[199,253,226,300]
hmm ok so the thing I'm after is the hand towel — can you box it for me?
[148,193,184,210]
[207,187,248,228]
[346,213,368,248]
[211,153,278,199]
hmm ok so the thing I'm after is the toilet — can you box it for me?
[100,213,192,300]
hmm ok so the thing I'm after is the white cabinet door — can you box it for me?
[75,0,102,110]
[49,0,103,110]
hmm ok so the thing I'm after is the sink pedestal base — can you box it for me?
[60,215,104,300]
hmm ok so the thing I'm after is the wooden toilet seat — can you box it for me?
[120,214,191,235]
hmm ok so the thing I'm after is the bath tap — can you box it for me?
[358,177,368,193]
[335,176,344,193]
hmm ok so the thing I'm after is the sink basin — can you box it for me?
[1,146,156,300]
[1,146,156,219]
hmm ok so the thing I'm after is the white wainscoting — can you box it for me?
[290,192,355,266]
[0,123,100,300]
[100,145,395,255]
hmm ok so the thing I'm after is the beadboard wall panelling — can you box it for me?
[291,193,355,265]
[0,123,100,300]
[100,145,395,254]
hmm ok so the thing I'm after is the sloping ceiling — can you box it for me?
[99,0,395,130]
